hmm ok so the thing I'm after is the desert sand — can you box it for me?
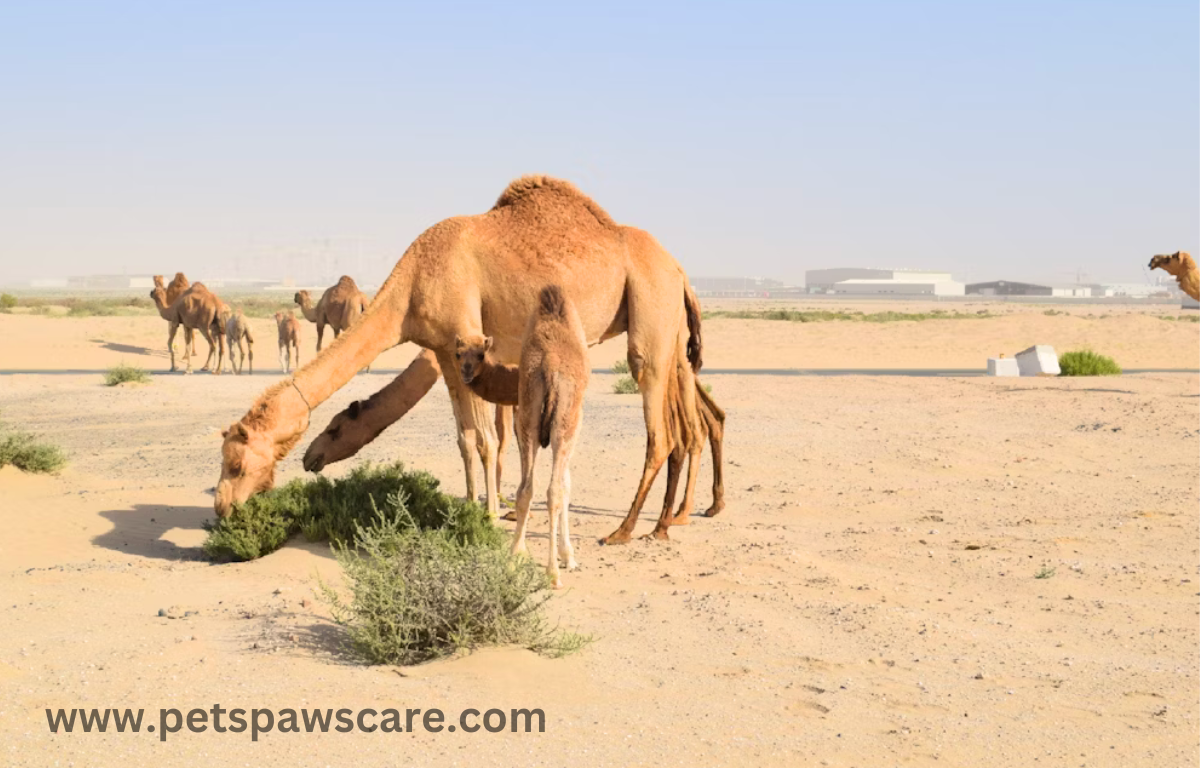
[0,304,1196,767]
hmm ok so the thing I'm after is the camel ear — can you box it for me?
[348,400,361,419]
[483,336,493,351]
[228,423,249,442]
[454,335,465,352]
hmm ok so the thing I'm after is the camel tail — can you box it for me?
[684,284,703,373]
[538,371,558,449]
[696,380,724,424]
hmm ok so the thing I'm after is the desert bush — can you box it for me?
[0,293,16,311]
[612,376,639,394]
[611,359,630,374]
[203,462,502,562]
[104,363,151,386]
[1058,349,1121,376]
[319,515,590,665]
[0,416,67,474]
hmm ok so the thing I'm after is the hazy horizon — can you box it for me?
[2,2,1196,289]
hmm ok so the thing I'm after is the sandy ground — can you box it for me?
[0,308,1197,766]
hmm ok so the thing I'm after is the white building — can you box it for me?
[806,268,964,296]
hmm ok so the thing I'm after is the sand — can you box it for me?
[0,305,1196,766]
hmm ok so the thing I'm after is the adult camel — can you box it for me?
[215,175,703,544]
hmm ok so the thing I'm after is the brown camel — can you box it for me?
[459,286,585,587]
[215,175,704,541]
[274,311,301,373]
[294,276,370,353]
[1148,251,1199,301]
[149,283,227,374]
[153,274,196,358]
[224,309,254,375]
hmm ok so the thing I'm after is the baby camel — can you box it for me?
[224,309,255,375]
[455,285,585,587]
[274,311,302,373]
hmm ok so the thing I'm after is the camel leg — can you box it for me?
[672,375,708,526]
[199,325,218,374]
[546,437,574,589]
[278,344,287,373]
[215,326,226,375]
[700,392,725,517]
[436,351,478,504]
[496,405,517,520]
[167,322,180,373]
[511,407,539,556]
[558,463,578,571]
[467,389,499,518]
[247,339,253,375]
[316,322,325,353]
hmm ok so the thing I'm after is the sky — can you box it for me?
[0,1,1196,288]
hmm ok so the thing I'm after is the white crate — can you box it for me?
[1015,345,1060,376]
[988,357,1020,376]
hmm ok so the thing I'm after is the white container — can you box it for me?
[1015,345,1060,376]
[988,357,1020,376]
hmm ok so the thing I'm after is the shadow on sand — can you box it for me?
[92,503,211,561]
[90,338,169,358]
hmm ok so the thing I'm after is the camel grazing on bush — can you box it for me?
[274,311,301,373]
[149,283,227,374]
[216,175,704,542]
[458,286,585,587]
[1149,251,1199,301]
[224,309,254,375]
[294,276,370,353]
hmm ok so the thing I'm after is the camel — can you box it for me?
[458,286,585,587]
[224,309,254,375]
[153,274,196,358]
[1148,251,1199,301]
[149,282,227,374]
[274,311,301,373]
[294,276,370,353]
[215,174,704,543]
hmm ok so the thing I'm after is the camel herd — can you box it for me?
[207,175,730,585]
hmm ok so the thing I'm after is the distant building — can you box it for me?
[1097,283,1177,298]
[966,281,1093,298]
[690,276,789,298]
[806,268,964,296]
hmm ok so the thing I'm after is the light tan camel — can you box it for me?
[149,283,227,374]
[1149,251,1199,301]
[224,309,254,375]
[274,311,301,373]
[153,274,196,358]
[294,276,370,353]
[215,175,703,540]
[458,286,585,587]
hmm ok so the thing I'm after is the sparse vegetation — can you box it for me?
[0,414,67,474]
[1034,566,1056,580]
[703,383,713,393]
[104,363,151,386]
[202,462,502,562]
[611,359,630,374]
[319,514,591,665]
[1043,309,1065,316]
[612,376,639,394]
[0,293,16,311]
[1058,349,1121,377]
[1160,314,1200,323]
[702,309,994,323]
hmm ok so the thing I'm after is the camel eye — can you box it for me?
[229,463,242,476]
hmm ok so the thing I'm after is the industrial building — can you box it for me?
[689,276,789,298]
[805,268,964,296]
[966,280,1093,298]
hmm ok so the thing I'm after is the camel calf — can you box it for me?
[224,309,254,375]
[455,285,585,587]
[274,311,301,373]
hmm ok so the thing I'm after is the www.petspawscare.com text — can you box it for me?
[46,705,546,741]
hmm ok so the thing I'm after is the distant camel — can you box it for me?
[1149,251,1199,301]
[274,311,301,373]
[153,274,195,358]
[149,283,226,374]
[293,276,369,353]
[224,309,254,375]
[457,285,584,587]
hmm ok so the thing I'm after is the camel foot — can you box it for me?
[551,578,564,590]
[671,511,693,526]
[563,558,579,571]
[599,530,632,546]
[640,527,671,542]
[702,502,726,518]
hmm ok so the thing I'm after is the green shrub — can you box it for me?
[0,293,16,311]
[203,462,503,562]
[0,428,67,474]
[104,363,151,386]
[611,359,630,374]
[319,515,590,665]
[1058,349,1121,376]
[612,376,639,394]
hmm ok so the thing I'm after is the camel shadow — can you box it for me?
[92,503,211,561]
[90,339,169,359]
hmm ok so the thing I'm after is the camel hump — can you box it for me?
[537,285,568,321]
[335,275,358,290]
[492,175,617,229]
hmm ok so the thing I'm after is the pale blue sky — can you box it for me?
[1,1,1196,287]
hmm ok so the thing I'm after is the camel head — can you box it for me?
[293,290,311,309]
[149,285,167,308]
[1148,251,1190,278]
[153,275,166,291]
[303,399,369,473]
[454,334,493,385]
[215,418,279,517]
